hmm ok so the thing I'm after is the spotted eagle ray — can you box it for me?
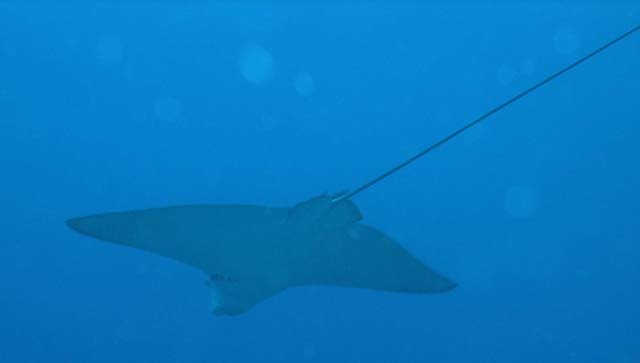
[67,194,455,315]
[67,24,639,316]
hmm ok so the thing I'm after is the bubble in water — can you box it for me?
[303,344,316,359]
[257,114,278,132]
[237,44,275,85]
[496,65,517,85]
[96,36,124,65]
[154,96,182,121]
[294,72,315,96]
[115,319,137,341]
[521,59,536,75]
[553,28,580,54]
[504,185,538,218]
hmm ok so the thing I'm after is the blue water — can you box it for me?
[1,2,639,362]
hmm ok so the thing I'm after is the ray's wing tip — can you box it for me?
[442,279,458,292]
[428,275,458,293]
[65,216,89,235]
[65,217,79,230]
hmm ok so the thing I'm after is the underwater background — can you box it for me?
[1,1,639,362]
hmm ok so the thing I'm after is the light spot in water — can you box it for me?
[303,344,316,359]
[553,28,580,54]
[115,319,137,341]
[95,36,124,65]
[504,185,538,218]
[154,96,182,121]
[497,65,518,85]
[293,72,315,96]
[257,114,279,132]
[521,59,536,75]
[238,44,275,85]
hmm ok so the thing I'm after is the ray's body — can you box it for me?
[68,194,454,315]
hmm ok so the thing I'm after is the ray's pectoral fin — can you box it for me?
[66,204,292,316]
[340,223,457,293]
[294,223,456,293]
[289,197,456,294]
